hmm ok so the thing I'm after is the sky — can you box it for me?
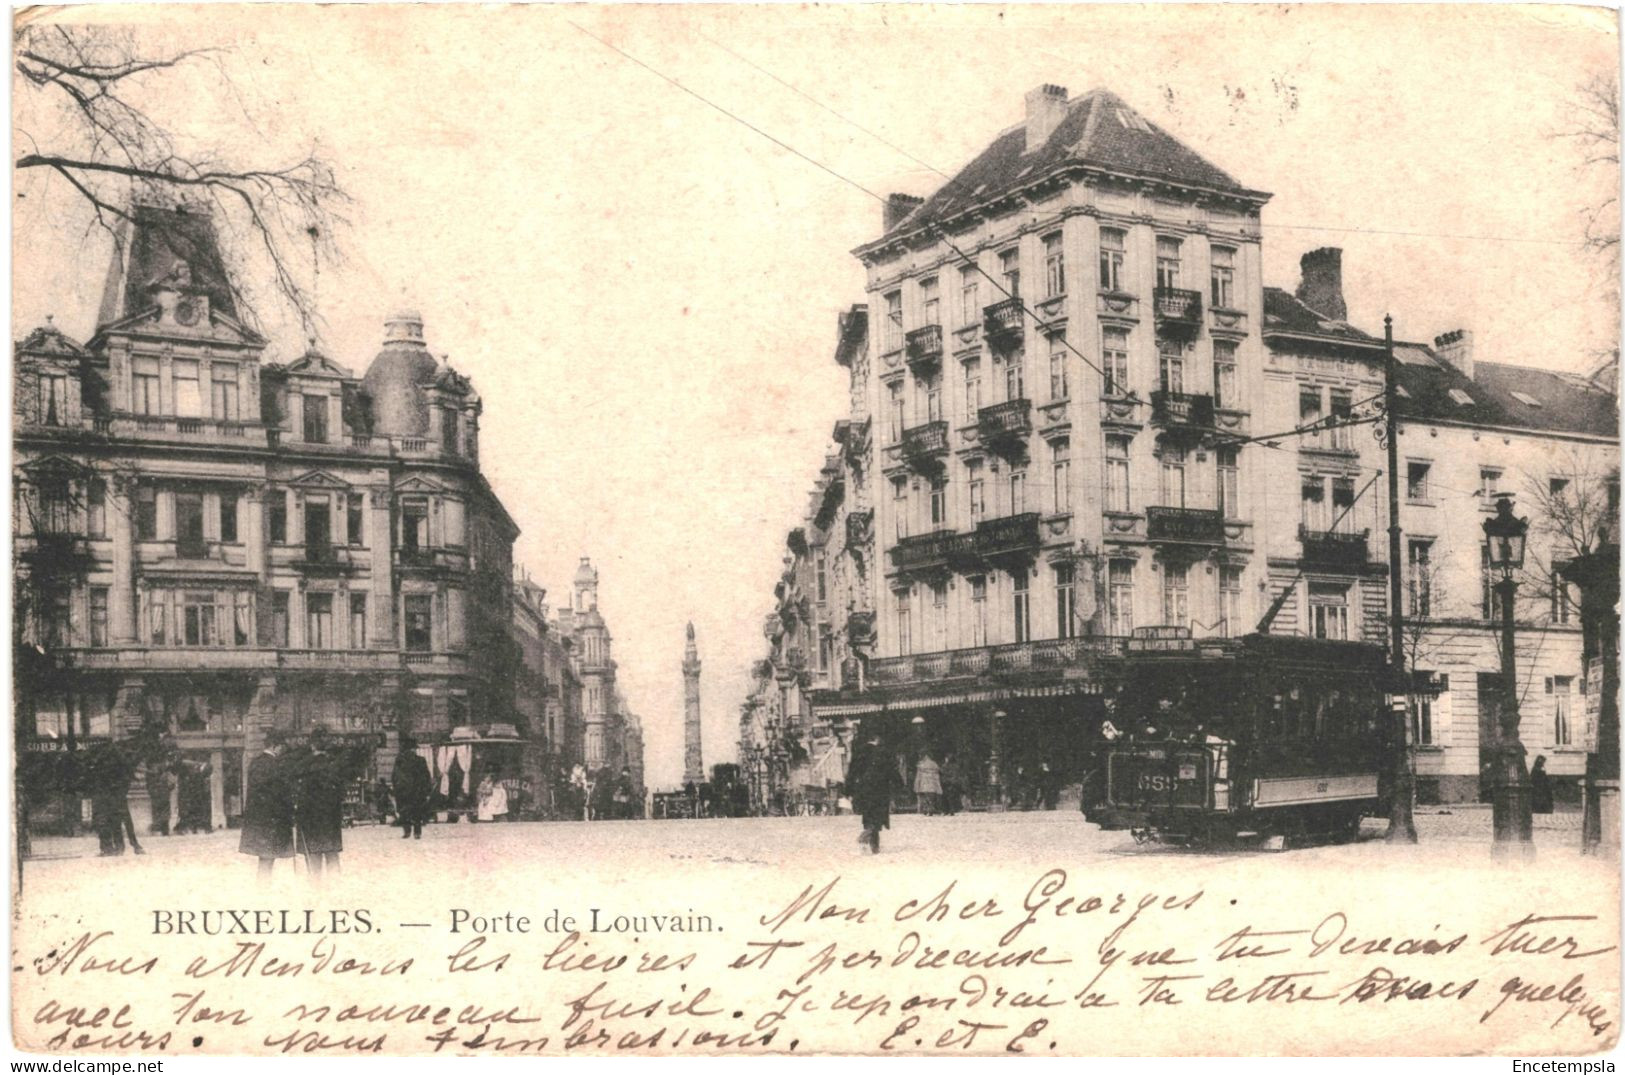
[12,4,1619,789]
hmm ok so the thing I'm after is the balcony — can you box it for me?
[19,532,94,571]
[866,637,1127,686]
[973,512,1040,559]
[905,325,944,372]
[977,399,1032,456]
[1146,506,1225,545]
[890,529,966,572]
[845,509,873,548]
[1149,391,1215,432]
[900,421,949,473]
[393,545,466,575]
[294,541,356,574]
[983,298,1024,347]
[176,535,211,560]
[1153,287,1203,333]
[845,610,876,646]
[1299,526,1370,567]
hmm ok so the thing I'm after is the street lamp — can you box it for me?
[1482,495,1534,860]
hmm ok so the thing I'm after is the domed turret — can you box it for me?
[573,556,600,613]
[360,310,439,435]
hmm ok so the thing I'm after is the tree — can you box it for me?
[1553,73,1619,309]
[14,23,348,334]
[1521,451,1620,615]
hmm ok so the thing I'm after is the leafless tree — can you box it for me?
[14,23,348,334]
[1521,450,1620,611]
[1554,73,1620,269]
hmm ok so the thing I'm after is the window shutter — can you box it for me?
[1544,676,1554,695]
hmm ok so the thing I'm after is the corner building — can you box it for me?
[13,205,517,832]
[816,86,1273,803]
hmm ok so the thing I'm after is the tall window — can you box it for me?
[401,498,429,550]
[1103,327,1130,395]
[1404,461,1431,501]
[923,375,942,423]
[1158,338,1184,394]
[1216,447,1239,518]
[1108,560,1135,635]
[173,360,202,418]
[815,552,828,603]
[149,590,168,646]
[929,581,948,650]
[892,477,909,540]
[895,592,911,655]
[1163,562,1189,627]
[1409,675,1440,746]
[1043,232,1065,297]
[1309,583,1349,640]
[1098,228,1126,292]
[1213,340,1237,409]
[1477,466,1504,499]
[1049,337,1069,399]
[1004,354,1025,401]
[37,591,69,647]
[1105,435,1131,512]
[959,265,980,327]
[999,247,1021,298]
[1408,539,1433,617]
[929,478,947,528]
[442,408,461,455]
[969,576,988,646]
[883,290,902,351]
[1481,545,1506,620]
[1331,477,1357,533]
[963,359,982,413]
[1055,563,1077,638]
[271,591,290,647]
[40,374,68,425]
[967,462,985,521]
[404,595,433,651]
[233,591,251,646]
[89,587,109,647]
[181,591,218,646]
[347,494,364,546]
[1329,388,1353,449]
[886,380,907,440]
[1009,469,1027,515]
[1051,439,1071,513]
[1160,445,1187,507]
[1552,580,1576,624]
[1220,566,1243,636]
[1552,676,1574,746]
[1155,237,1182,289]
[1210,246,1235,308]
[1299,385,1322,442]
[211,364,239,421]
[268,490,287,544]
[304,494,332,552]
[135,486,158,540]
[132,357,161,415]
[350,593,368,649]
[1299,476,1326,531]
[87,478,106,538]
[1012,569,1031,643]
[920,276,940,326]
[175,493,206,558]
[302,394,328,444]
[306,593,334,649]
[219,493,238,544]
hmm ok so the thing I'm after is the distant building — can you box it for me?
[13,203,518,832]
[550,556,644,798]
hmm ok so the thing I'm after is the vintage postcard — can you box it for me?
[9,2,1621,1059]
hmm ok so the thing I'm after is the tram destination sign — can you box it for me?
[1128,625,1196,652]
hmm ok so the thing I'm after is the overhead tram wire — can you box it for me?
[569,21,1124,394]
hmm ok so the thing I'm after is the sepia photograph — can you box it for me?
[8,2,1621,1059]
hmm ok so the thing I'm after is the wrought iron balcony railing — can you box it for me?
[866,636,1127,685]
[1149,390,1216,431]
[974,512,1040,558]
[905,324,944,370]
[978,398,1032,452]
[983,298,1024,343]
[1146,506,1225,544]
[900,421,949,471]
[1299,525,1370,566]
[1153,287,1203,327]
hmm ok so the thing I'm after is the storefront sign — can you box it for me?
[1583,656,1603,753]
[1128,626,1195,652]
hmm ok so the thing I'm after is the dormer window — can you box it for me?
[1448,388,1475,407]
[302,394,328,443]
[39,373,68,426]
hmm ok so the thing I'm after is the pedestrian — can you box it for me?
[475,771,509,822]
[445,754,466,820]
[940,753,964,815]
[110,743,146,855]
[570,764,590,821]
[847,730,900,854]
[614,766,636,819]
[86,744,124,857]
[295,727,346,879]
[147,762,174,836]
[1038,761,1060,810]
[1530,755,1554,815]
[175,757,214,834]
[373,778,393,825]
[392,736,433,840]
[239,729,295,881]
[914,753,943,816]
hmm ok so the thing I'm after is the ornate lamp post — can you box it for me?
[1482,495,1534,860]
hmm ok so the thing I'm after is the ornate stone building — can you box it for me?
[549,556,644,797]
[13,204,518,831]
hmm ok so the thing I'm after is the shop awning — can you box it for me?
[812,681,1103,719]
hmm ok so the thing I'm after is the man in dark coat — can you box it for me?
[294,727,346,878]
[147,764,174,836]
[847,731,900,854]
[86,744,125,856]
[1530,755,1555,814]
[239,729,294,879]
[392,736,433,840]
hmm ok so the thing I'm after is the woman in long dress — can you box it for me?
[914,753,943,816]
[476,773,509,822]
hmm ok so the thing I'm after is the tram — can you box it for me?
[1085,634,1392,845]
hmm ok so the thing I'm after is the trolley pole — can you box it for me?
[1384,314,1418,843]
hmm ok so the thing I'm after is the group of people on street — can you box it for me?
[238,726,366,879]
[552,763,641,820]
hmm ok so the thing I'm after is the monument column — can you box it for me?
[682,622,704,785]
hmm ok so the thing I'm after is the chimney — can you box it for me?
[1295,247,1348,321]
[1024,84,1069,151]
[1433,329,1475,381]
[883,193,924,232]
